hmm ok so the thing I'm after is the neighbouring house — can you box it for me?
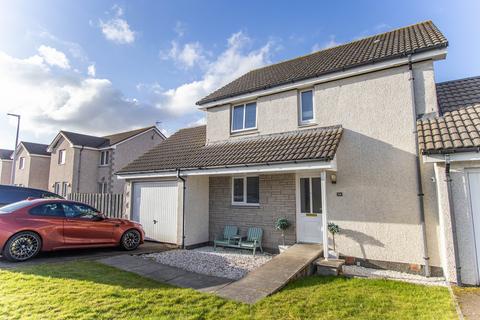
[417,76,480,285]
[117,21,454,278]
[13,142,51,190]
[0,149,13,185]
[46,126,165,197]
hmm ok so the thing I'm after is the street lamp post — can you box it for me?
[7,113,20,185]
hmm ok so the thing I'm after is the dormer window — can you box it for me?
[58,150,66,165]
[231,102,257,132]
[299,89,314,124]
[100,150,110,166]
[19,157,25,170]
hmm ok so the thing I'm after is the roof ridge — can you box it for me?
[60,130,104,139]
[101,125,156,138]
[230,21,436,76]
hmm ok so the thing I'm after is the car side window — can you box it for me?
[29,203,65,217]
[62,203,100,219]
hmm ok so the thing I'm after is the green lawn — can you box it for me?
[0,261,456,320]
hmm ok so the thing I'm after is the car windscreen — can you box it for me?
[0,200,33,214]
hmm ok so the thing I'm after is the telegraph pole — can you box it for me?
[7,113,20,185]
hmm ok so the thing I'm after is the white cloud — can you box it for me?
[38,45,70,69]
[161,41,206,69]
[154,31,272,117]
[99,5,135,44]
[87,64,96,77]
[0,50,161,138]
[312,35,340,52]
[174,21,186,37]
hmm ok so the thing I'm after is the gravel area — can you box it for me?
[143,246,273,280]
[343,265,448,286]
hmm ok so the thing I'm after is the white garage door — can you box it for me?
[132,181,178,244]
[467,170,480,285]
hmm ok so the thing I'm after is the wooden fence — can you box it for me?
[67,193,125,218]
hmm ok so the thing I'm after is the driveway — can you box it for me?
[0,241,173,269]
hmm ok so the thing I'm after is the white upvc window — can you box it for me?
[58,149,66,165]
[299,89,315,124]
[18,157,25,170]
[232,176,260,205]
[98,182,107,194]
[61,182,68,197]
[299,176,322,214]
[53,182,61,195]
[100,150,110,166]
[231,102,257,132]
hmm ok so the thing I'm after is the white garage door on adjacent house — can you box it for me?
[131,181,179,244]
[467,169,480,285]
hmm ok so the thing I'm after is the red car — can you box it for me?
[0,199,144,262]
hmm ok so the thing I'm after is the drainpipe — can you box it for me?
[176,169,186,249]
[408,55,431,277]
[76,146,84,193]
[444,154,462,286]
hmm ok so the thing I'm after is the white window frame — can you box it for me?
[100,150,110,166]
[299,89,315,124]
[54,182,61,195]
[58,149,66,165]
[299,176,322,214]
[61,182,68,197]
[18,157,25,170]
[231,101,257,133]
[231,175,260,206]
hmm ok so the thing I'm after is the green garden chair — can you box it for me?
[213,225,238,250]
[240,227,263,256]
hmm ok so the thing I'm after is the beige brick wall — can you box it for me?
[209,174,296,251]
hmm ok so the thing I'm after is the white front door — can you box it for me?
[132,181,179,244]
[296,173,323,243]
[467,170,480,285]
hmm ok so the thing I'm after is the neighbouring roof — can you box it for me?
[436,76,480,114]
[0,149,13,160]
[417,104,480,154]
[21,142,50,156]
[59,126,159,149]
[197,21,448,105]
[118,125,343,174]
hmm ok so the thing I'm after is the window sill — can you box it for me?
[231,204,260,209]
[230,129,258,137]
[298,122,317,128]
[98,164,109,167]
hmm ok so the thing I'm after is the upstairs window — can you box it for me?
[58,150,66,165]
[18,157,25,170]
[231,102,257,132]
[232,176,259,205]
[299,89,314,123]
[100,150,110,166]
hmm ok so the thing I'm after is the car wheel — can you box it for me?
[3,231,42,262]
[120,229,141,251]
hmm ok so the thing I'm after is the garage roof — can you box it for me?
[117,125,343,174]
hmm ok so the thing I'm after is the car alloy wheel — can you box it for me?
[122,230,140,250]
[8,233,41,261]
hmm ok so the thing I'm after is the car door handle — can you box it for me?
[153,219,157,224]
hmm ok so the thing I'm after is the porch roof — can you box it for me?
[117,125,343,175]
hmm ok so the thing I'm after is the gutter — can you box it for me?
[176,169,186,249]
[444,154,463,286]
[408,55,431,277]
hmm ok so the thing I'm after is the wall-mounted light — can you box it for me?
[330,174,337,184]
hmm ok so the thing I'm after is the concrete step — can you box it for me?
[314,258,345,276]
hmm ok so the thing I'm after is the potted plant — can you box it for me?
[327,222,340,259]
[275,217,291,253]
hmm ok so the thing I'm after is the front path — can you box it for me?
[99,255,232,293]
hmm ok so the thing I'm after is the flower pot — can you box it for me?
[278,245,291,253]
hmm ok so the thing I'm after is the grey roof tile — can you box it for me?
[436,76,480,114]
[197,21,447,105]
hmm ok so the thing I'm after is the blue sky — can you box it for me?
[0,0,479,149]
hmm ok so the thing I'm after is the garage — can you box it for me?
[467,169,480,284]
[131,181,179,243]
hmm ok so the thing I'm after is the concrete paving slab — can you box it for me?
[142,265,189,282]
